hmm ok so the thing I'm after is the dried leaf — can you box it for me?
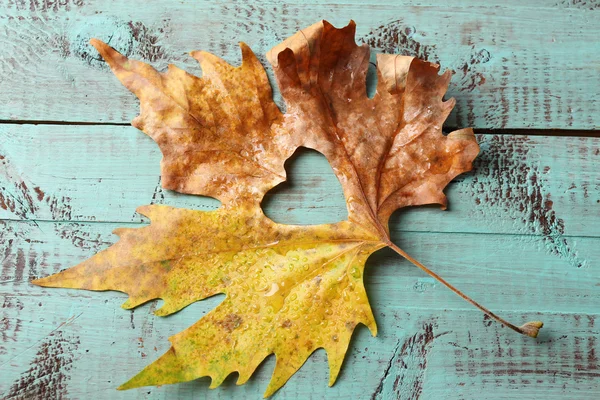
[35,20,537,397]
[267,21,478,229]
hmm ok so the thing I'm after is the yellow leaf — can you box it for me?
[37,204,383,395]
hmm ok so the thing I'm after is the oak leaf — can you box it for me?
[34,20,541,397]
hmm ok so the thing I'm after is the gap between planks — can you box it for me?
[1,218,600,240]
[0,120,598,138]
[0,287,597,318]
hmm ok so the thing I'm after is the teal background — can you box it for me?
[0,1,598,399]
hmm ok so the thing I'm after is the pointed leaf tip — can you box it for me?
[31,274,60,288]
[89,38,109,54]
[30,277,43,286]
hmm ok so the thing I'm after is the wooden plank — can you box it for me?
[1,125,598,268]
[1,220,598,398]
[1,220,597,315]
[1,0,599,129]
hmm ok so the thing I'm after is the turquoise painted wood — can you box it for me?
[1,1,599,400]
[1,0,600,129]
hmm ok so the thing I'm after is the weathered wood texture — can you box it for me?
[1,0,600,129]
[1,1,599,399]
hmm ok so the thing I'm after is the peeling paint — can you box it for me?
[69,16,172,69]
[363,21,437,63]
[372,322,439,400]
[2,0,85,13]
[54,222,113,252]
[0,151,74,221]
[1,296,25,356]
[555,0,600,10]
[453,315,600,391]
[467,135,585,268]
[5,331,80,399]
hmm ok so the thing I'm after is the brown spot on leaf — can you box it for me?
[314,275,322,287]
[281,319,292,328]
[220,276,232,286]
[219,314,243,332]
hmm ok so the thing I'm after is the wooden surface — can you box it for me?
[2,0,600,130]
[0,1,599,399]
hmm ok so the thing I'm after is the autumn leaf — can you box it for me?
[33,20,542,397]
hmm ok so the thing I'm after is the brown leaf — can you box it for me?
[90,39,294,205]
[268,21,478,230]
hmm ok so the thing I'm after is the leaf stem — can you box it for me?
[387,241,543,338]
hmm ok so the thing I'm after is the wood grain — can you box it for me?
[1,0,599,129]
[1,1,599,399]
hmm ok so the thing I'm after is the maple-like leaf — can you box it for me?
[33,20,542,397]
